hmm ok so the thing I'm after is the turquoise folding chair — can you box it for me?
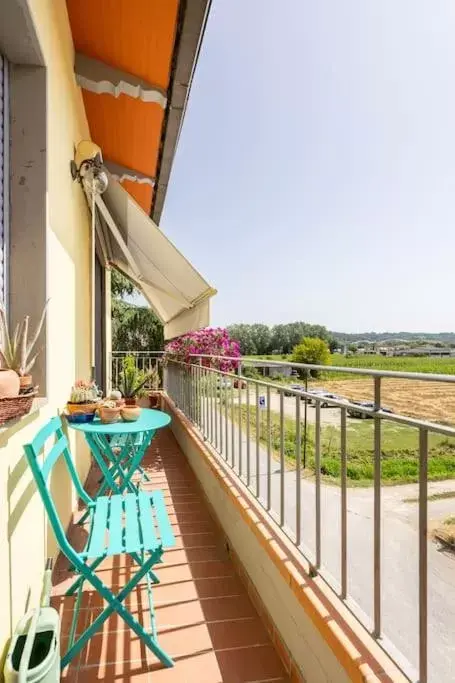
[24,416,175,670]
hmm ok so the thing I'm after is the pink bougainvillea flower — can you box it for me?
[164,327,240,372]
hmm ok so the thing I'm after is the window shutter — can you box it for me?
[0,54,8,308]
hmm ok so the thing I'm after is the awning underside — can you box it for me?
[94,175,216,339]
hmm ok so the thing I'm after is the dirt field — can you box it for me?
[312,378,455,425]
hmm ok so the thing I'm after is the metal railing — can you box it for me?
[110,351,163,390]
[162,353,455,683]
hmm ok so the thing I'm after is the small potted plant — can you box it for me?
[67,380,100,415]
[0,301,48,396]
[118,356,152,407]
[99,399,121,424]
[148,365,161,409]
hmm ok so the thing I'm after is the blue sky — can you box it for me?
[161,0,455,333]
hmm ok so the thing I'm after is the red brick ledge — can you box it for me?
[162,395,409,683]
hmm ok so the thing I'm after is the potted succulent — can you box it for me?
[0,302,48,397]
[117,356,153,407]
[67,380,100,414]
[99,399,121,424]
[148,365,161,409]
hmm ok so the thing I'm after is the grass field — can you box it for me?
[246,353,455,376]
[328,353,455,376]
[236,404,455,486]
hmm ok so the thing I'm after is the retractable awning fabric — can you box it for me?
[94,175,216,339]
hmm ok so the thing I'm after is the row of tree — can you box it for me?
[111,271,337,360]
[112,271,164,351]
[226,322,337,355]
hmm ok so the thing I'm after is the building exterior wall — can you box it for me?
[0,0,93,665]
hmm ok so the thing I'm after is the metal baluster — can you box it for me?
[315,401,321,569]
[230,380,235,467]
[205,367,209,439]
[224,378,228,461]
[419,428,428,683]
[214,371,218,450]
[238,372,243,478]
[341,406,347,598]
[256,383,260,498]
[197,363,201,429]
[246,381,251,486]
[373,377,381,637]
[296,395,301,546]
[210,368,214,444]
[267,385,271,510]
[280,391,285,527]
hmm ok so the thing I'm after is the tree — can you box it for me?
[111,268,164,352]
[291,337,330,376]
[227,324,257,355]
[111,269,135,298]
[112,299,164,351]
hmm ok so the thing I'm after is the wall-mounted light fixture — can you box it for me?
[70,140,108,194]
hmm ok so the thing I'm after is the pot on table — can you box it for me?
[66,401,99,415]
[99,404,121,424]
[121,406,141,422]
[0,370,20,398]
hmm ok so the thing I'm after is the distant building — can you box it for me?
[392,347,454,357]
[251,362,293,378]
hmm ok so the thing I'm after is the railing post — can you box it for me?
[373,376,382,638]
[419,428,428,683]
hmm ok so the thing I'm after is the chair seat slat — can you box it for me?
[138,492,158,551]
[86,497,109,558]
[151,491,175,548]
[107,495,125,555]
[124,494,141,553]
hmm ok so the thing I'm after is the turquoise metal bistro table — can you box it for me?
[68,408,171,498]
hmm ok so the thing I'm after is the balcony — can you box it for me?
[100,352,455,683]
[53,427,290,682]
[43,352,450,683]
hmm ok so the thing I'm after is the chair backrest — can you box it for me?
[23,416,92,558]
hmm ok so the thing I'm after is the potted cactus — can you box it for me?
[67,380,101,414]
[0,302,48,396]
[118,355,153,406]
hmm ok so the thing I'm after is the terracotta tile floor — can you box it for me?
[52,428,289,682]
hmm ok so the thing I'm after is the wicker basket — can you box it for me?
[0,391,37,424]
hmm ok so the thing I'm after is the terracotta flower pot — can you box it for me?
[124,397,138,407]
[148,391,160,409]
[121,406,141,422]
[67,401,99,415]
[99,405,121,424]
[0,370,20,398]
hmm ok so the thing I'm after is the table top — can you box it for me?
[67,408,171,435]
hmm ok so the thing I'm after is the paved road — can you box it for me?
[200,400,455,683]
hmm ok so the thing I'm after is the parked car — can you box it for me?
[347,400,393,419]
[307,390,342,408]
[283,384,306,398]
[305,389,327,405]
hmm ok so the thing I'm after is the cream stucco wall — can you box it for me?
[0,0,93,669]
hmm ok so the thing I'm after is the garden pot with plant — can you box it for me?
[147,365,161,409]
[99,400,121,424]
[67,380,100,414]
[117,355,153,407]
[0,301,48,397]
